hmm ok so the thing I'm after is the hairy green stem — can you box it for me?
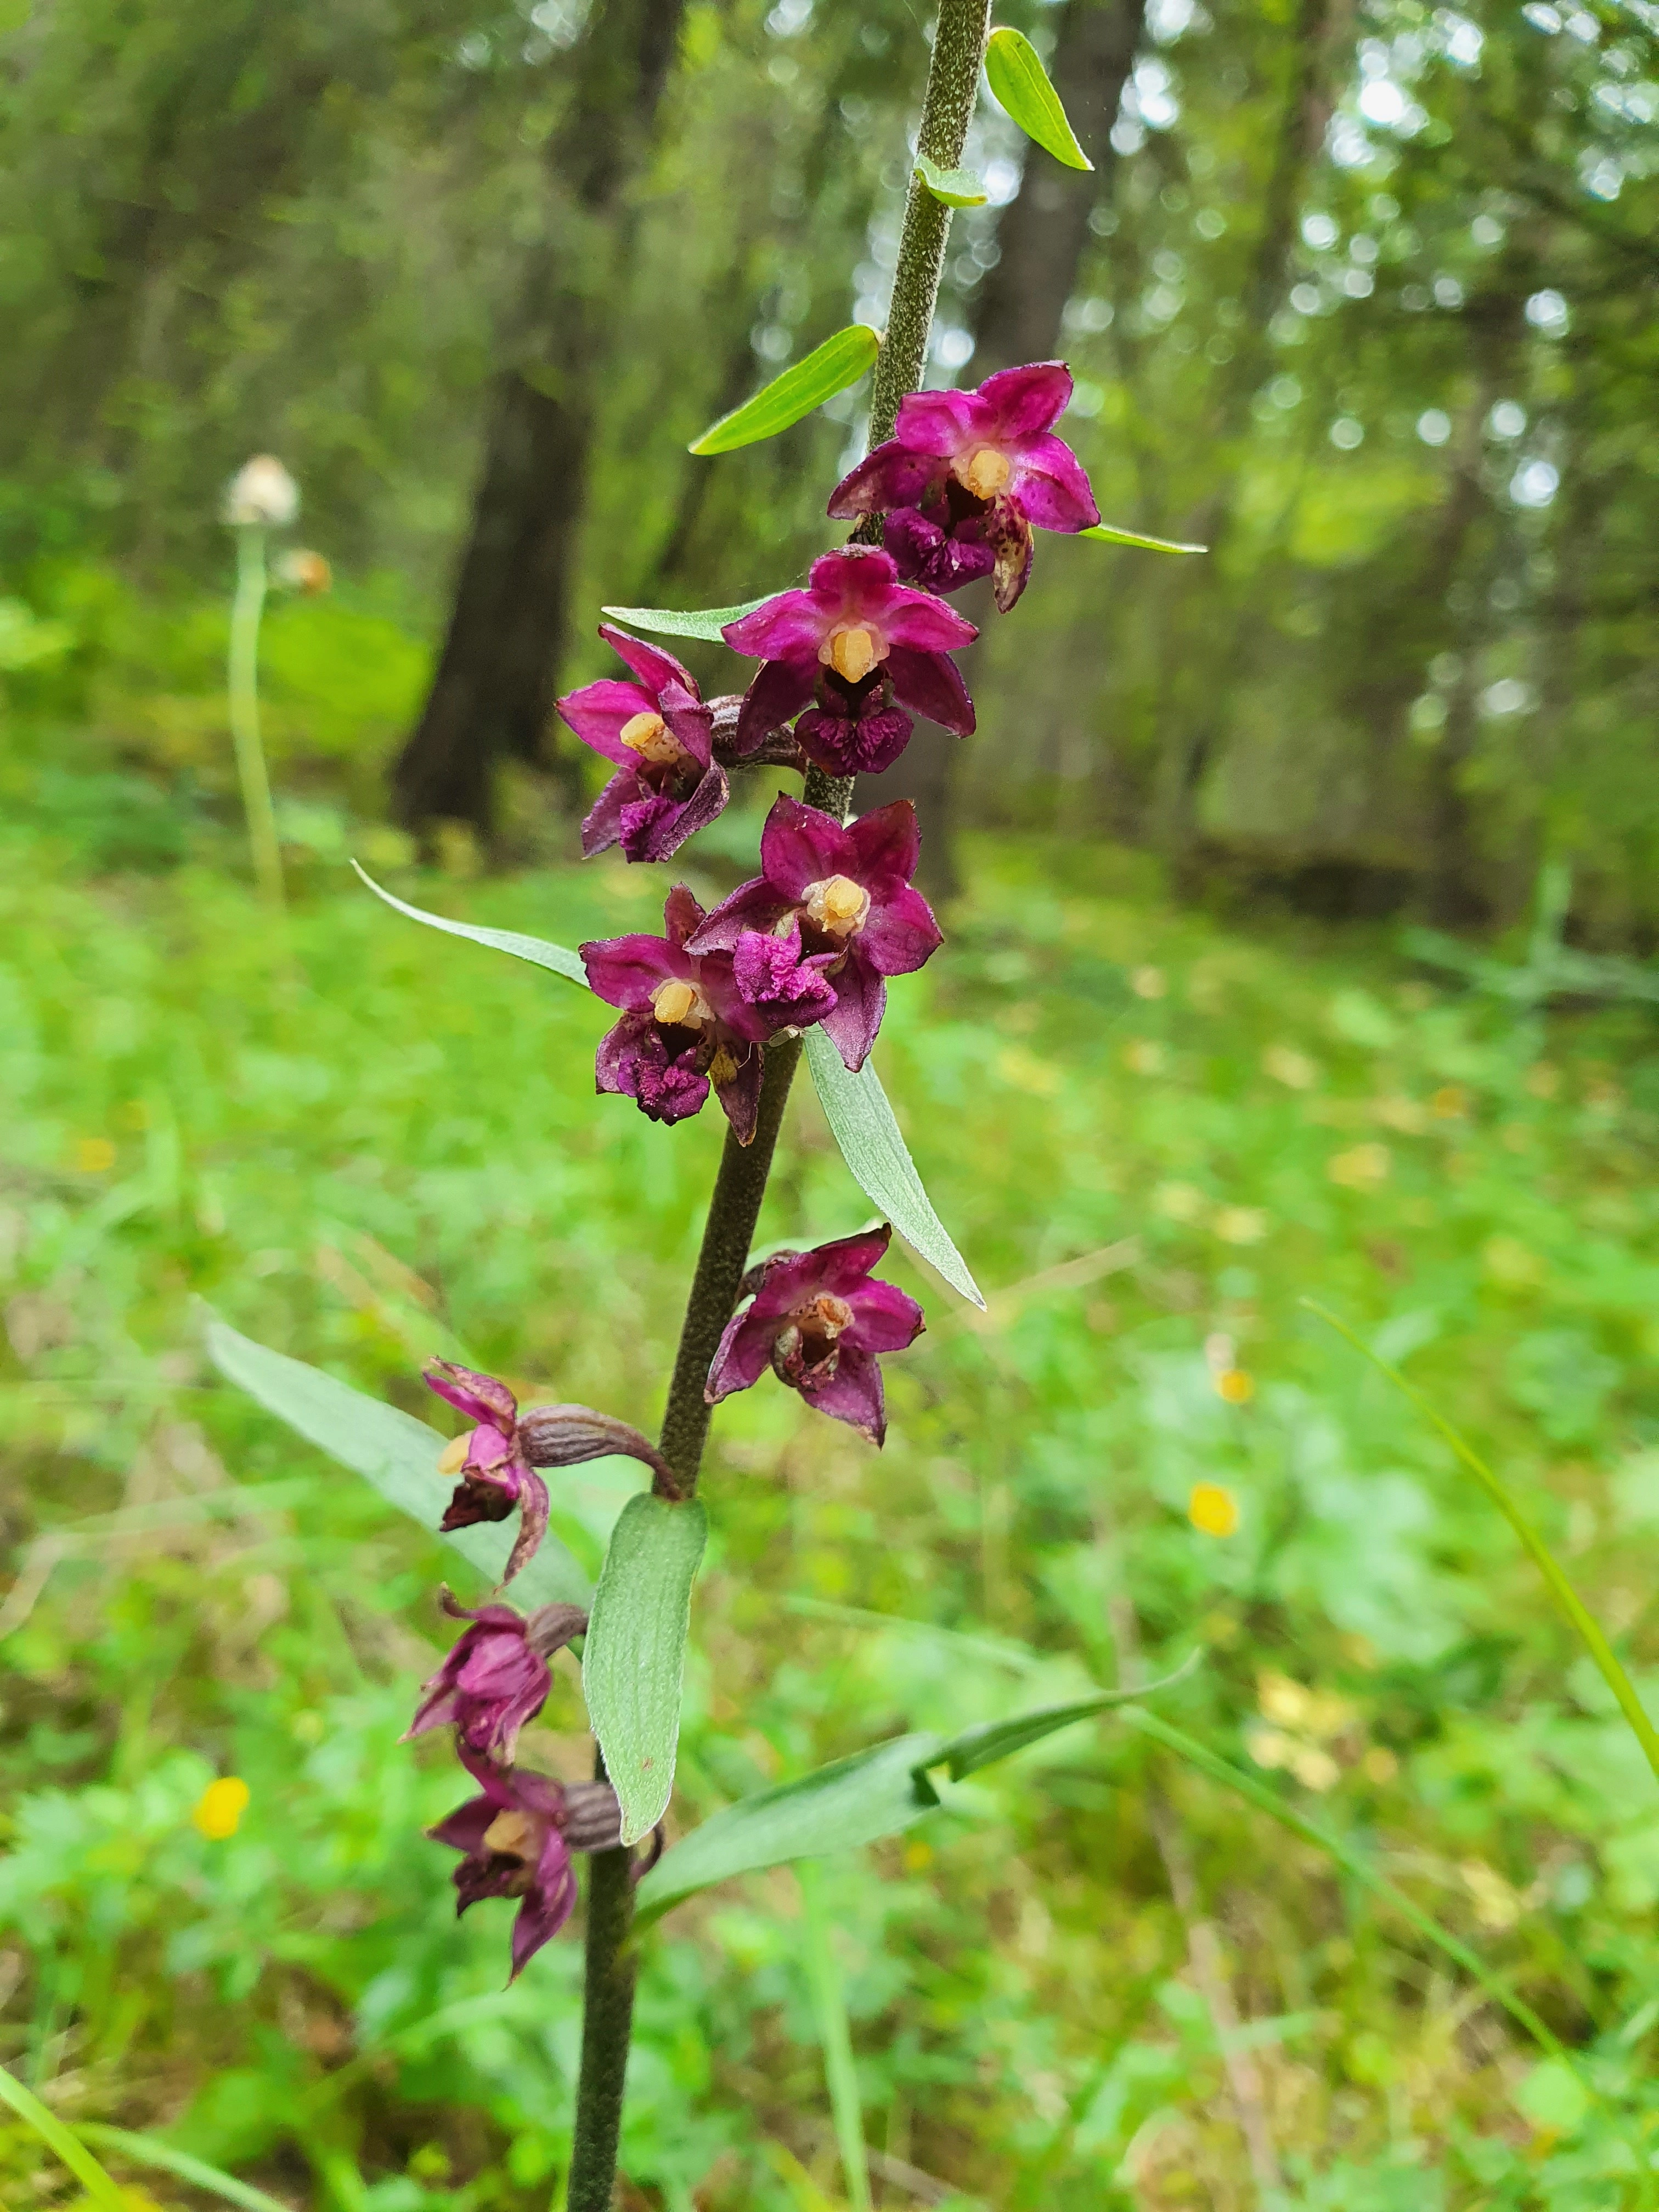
[564,9,990,2202]
[227,527,285,912]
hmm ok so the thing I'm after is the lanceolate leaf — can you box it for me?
[913,152,988,207]
[634,1734,942,1926]
[934,1654,1202,1779]
[352,864,589,988]
[1082,522,1209,555]
[205,1317,592,1609]
[984,27,1093,172]
[689,325,880,456]
[77,2125,297,2212]
[583,1491,708,1845]
[0,2063,127,2212]
[803,1025,984,1307]
[599,597,774,643]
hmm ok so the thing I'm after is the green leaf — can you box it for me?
[803,1025,984,1307]
[934,1652,1203,1779]
[913,153,988,207]
[798,1861,872,2212]
[689,326,880,456]
[204,1316,593,1608]
[582,1491,708,1845]
[1514,2058,1592,2137]
[76,2127,296,2212]
[1082,522,1208,555]
[352,864,589,988]
[983,27,1093,172]
[598,597,774,643]
[0,2064,128,2212]
[634,1733,943,1926]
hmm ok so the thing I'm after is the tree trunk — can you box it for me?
[857,0,1146,898]
[392,0,686,840]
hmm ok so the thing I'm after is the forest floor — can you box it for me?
[7,821,1659,2211]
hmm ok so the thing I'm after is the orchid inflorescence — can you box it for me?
[411,362,1097,1975]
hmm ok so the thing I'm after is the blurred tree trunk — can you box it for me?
[392,0,685,840]
[857,0,1146,900]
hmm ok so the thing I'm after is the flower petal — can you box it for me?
[877,589,978,655]
[843,1277,926,1353]
[706,1305,778,1400]
[799,1346,887,1444]
[827,442,944,518]
[819,959,885,1071]
[580,932,693,1009]
[659,684,715,768]
[1009,433,1099,533]
[846,798,919,894]
[625,763,730,864]
[977,361,1073,442]
[760,794,850,896]
[425,1359,518,1431]
[509,1840,577,1978]
[713,1043,765,1145]
[428,1793,498,1853]
[683,873,788,955]
[811,1225,895,1293]
[598,622,699,701]
[857,881,943,977]
[501,1472,551,1588]
[723,590,826,663]
[735,657,816,757]
[556,677,659,766]
[581,769,637,858]
[891,386,982,456]
[884,646,975,736]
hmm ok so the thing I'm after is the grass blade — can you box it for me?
[0,2064,128,2212]
[77,2125,296,2212]
[798,1861,872,2212]
[1306,1298,1659,1790]
[1119,1708,1573,2067]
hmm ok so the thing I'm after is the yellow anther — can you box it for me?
[821,624,883,684]
[619,709,680,765]
[803,874,871,939]
[957,445,1011,500]
[651,978,706,1029]
[437,1433,470,1474]
[708,1046,740,1087]
[483,1808,539,1859]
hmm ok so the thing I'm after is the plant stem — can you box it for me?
[563,9,991,2203]
[227,527,285,912]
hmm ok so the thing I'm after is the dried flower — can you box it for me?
[430,1748,622,1978]
[275,549,331,594]
[580,886,789,1144]
[827,363,1099,612]
[705,1225,924,1444]
[557,625,729,865]
[404,1590,587,1760]
[688,797,941,1071]
[224,455,299,529]
[722,547,976,776]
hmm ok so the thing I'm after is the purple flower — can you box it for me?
[580,885,781,1144]
[705,1225,924,1445]
[430,1747,622,1979]
[721,547,977,777]
[404,1590,586,1760]
[556,625,729,864]
[827,363,1099,613]
[688,797,941,1072]
[427,1361,551,1587]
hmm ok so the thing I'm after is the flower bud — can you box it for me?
[224,455,299,528]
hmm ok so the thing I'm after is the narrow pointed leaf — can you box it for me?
[598,597,774,642]
[803,1025,983,1306]
[934,1651,1203,1779]
[0,2064,127,2212]
[1082,522,1208,555]
[205,1316,592,1607]
[690,325,880,456]
[352,864,588,987]
[77,2126,296,2212]
[634,1733,943,1926]
[583,1491,708,1844]
[913,153,988,207]
[984,27,1093,171]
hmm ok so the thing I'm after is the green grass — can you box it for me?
[9,823,1659,2209]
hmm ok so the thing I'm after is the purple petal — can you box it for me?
[760,794,849,898]
[509,1842,577,1978]
[799,1346,887,1444]
[991,512,1035,614]
[735,658,816,757]
[882,507,996,596]
[425,1360,518,1431]
[858,882,942,977]
[659,685,715,768]
[844,1277,926,1354]
[662,884,708,945]
[805,545,902,618]
[556,678,659,766]
[723,590,825,663]
[1009,433,1099,533]
[579,930,693,1008]
[501,1472,550,1588]
[878,590,977,655]
[684,874,788,955]
[428,1794,497,1853]
[597,622,699,702]
[623,763,729,864]
[713,1045,764,1146]
[597,1013,710,1125]
[811,1226,894,1295]
[795,699,913,777]
[827,443,944,518]
[732,927,838,1025]
[581,769,636,858]
[884,647,974,737]
[976,362,1073,442]
[617,793,684,862]
[891,386,980,457]
[846,799,919,895]
[819,960,885,1071]
[705,1306,777,1401]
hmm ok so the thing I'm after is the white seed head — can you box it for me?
[225,454,299,528]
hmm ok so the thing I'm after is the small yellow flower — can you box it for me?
[75,1137,116,1173]
[1188,1481,1239,1537]
[193,1776,250,1839]
[1215,1367,1255,1405]
[1130,964,1167,1000]
[1327,1142,1391,1189]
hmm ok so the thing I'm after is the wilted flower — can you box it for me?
[827,363,1099,612]
[426,1359,681,1577]
[580,886,795,1144]
[404,1590,586,1760]
[224,455,299,529]
[430,1747,623,1978]
[721,547,976,776]
[275,548,331,594]
[557,625,729,865]
[706,1224,924,1444]
[688,797,941,1071]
